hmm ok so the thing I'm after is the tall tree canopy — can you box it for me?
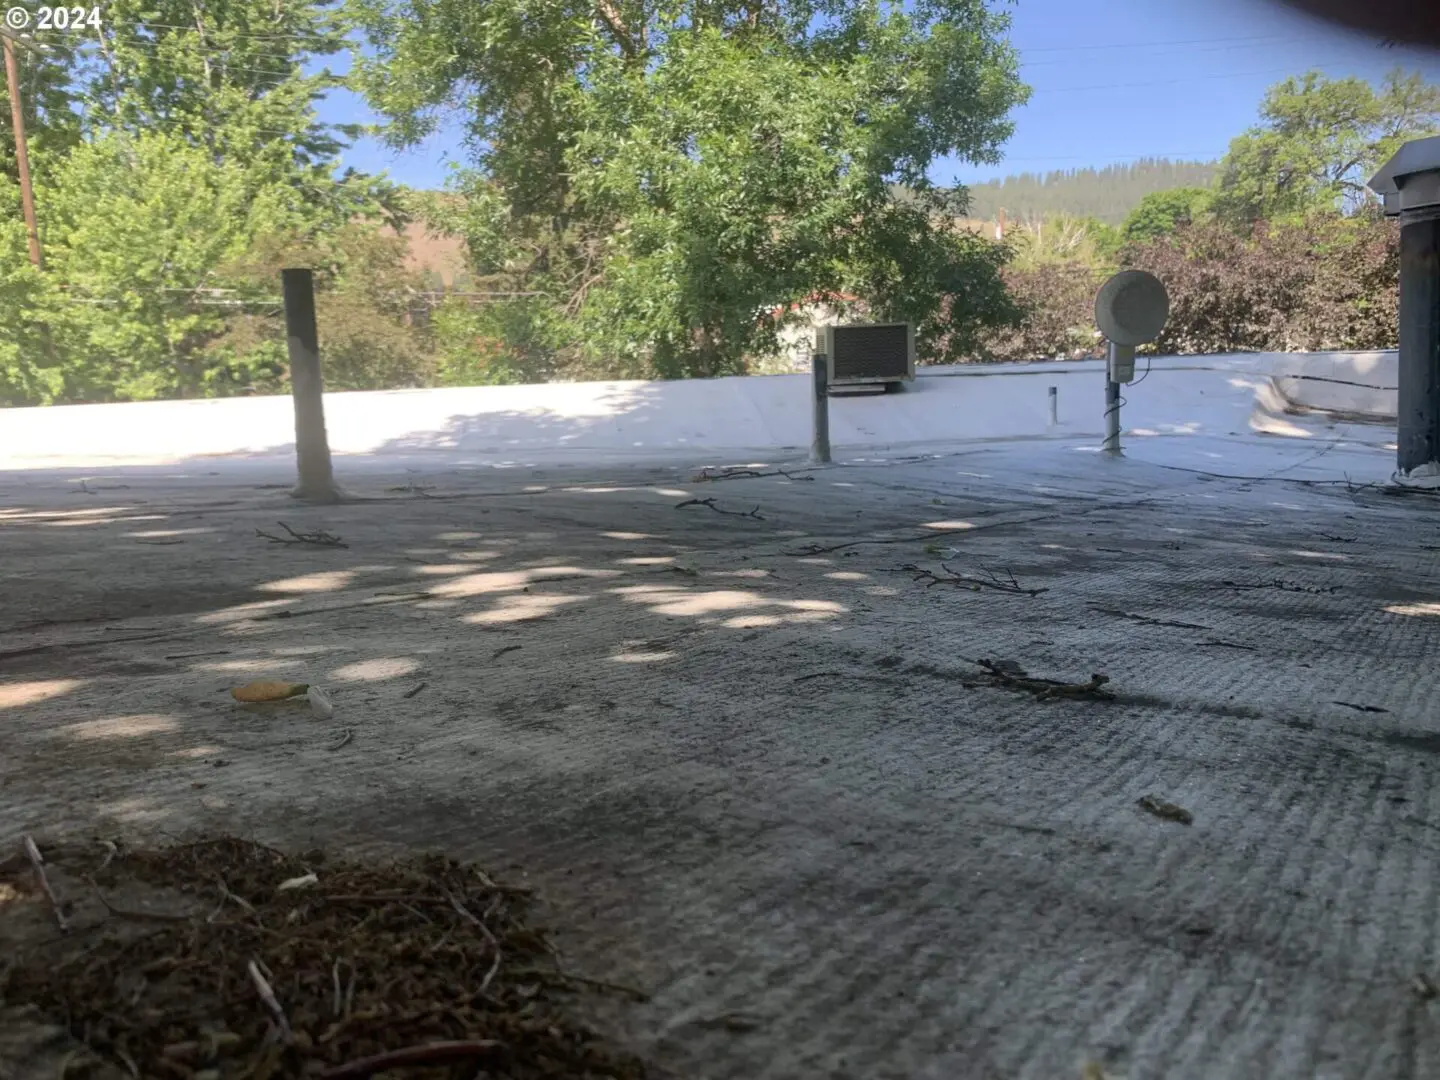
[0,0,402,403]
[83,0,387,220]
[0,36,83,184]
[347,0,1030,376]
[1122,187,1212,244]
[1211,68,1440,226]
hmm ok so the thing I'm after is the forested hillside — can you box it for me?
[964,159,1218,224]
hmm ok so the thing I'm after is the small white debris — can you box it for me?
[308,686,334,719]
[277,872,319,892]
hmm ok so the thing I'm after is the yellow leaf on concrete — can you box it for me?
[231,681,309,703]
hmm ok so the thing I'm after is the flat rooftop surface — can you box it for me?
[2,415,1436,1078]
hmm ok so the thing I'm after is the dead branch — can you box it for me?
[210,875,257,921]
[325,729,354,752]
[894,562,1047,597]
[22,835,67,931]
[692,1011,763,1033]
[563,271,606,318]
[95,839,119,874]
[1137,795,1193,825]
[692,467,814,483]
[321,884,534,904]
[507,967,650,1001]
[74,479,131,494]
[1220,578,1339,595]
[248,958,293,1044]
[446,891,502,994]
[792,670,903,686]
[971,658,1113,701]
[330,959,352,1019]
[385,483,436,498]
[0,629,188,663]
[592,0,638,57]
[255,522,348,549]
[1089,605,1209,631]
[1380,483,1440,499]
[249,593,429,622]
[675,497,764,521]
[785,523,998,556]
[321,1040,505,1079]
[87,877,194,922]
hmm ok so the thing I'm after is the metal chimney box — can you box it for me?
[822,323,915,388]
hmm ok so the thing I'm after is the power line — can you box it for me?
[1031,60,1359,95]
[116,23,1297,53]
[114,20,336,44]
[1019,37,1292,69]
[22,34,347,82]
[38,29,318,64]
[9,23,1347,62]
[56,116,371,141]
[1015,32,1298,54]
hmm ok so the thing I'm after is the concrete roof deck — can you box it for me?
[2,360,1436,1079]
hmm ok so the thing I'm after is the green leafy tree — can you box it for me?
[0,0,417,403]
[350,0,1029,377]
[36,129,327,400]
[1121,187,1211,244]
[1211,69,1440,225]
[0,35,84,185]
[0,177,63,404]
[84,0,393,225]
[1083,217,1124,263]
[1006,213,1117,270]
[207,220,441,393]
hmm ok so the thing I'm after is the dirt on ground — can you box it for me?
[3,445,1440,1079]
[0,835,653,1080]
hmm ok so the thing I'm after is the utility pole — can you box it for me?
[2,30,43,269]
[281,269,342,503]
[810,330,831,465]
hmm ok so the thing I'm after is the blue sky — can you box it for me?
[316,0,1440,191]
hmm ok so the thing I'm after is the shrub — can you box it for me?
[1123,214,1399,354]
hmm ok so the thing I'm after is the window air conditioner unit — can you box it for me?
[821,322,915,388]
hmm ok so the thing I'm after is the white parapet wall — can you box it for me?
[1265,350,1398,422]
[0,351,1399,470]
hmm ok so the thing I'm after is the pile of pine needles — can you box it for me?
[0,836,651,1080]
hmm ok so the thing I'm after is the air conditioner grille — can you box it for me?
[832,324,910,379]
